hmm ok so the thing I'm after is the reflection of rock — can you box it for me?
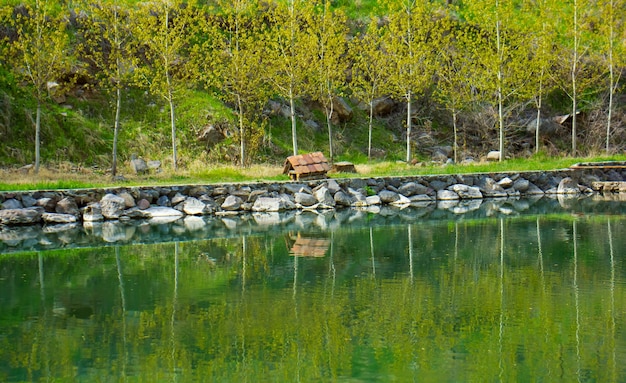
[102,221,136,243]
[252,212,281,226]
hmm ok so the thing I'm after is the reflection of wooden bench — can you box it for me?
[287,232,330,257]
[283,152,330,181]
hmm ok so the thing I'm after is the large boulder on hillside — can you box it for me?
[130,157,148,174]
[332,97,353,123]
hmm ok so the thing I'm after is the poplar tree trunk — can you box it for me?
[35,100,41,174]
[290,89,298,156]
[112,86,121,177]
[406,92,412,163]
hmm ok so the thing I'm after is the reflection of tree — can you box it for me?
[3,217,626,380]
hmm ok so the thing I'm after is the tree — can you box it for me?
[77,0,137,177]
[264,0,316,156]
[133,0,197,171]
[349,18,388,161]
[307,1,348,162]
[382,0,441,163]
[599,0,625,152]
[5,0,71,174]
[461,0,534,161]
[556,0,603,155]
[200,0,269,167]
[523,0,558,154]
[434,16,482,163]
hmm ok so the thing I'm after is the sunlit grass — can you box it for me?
[2,154,625,192]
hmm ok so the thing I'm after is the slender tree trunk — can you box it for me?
[35,99,41,174]
[406,92,412,163]
[606,2,614,153]
[326,96,334,162]
[452,110,458,163]
[289,88,298,156]
[571,0,579,156]
[535,76,543,154]
[169,95,177,171]
[237,95,245,167]
[368,100,374,161]
[112,86,121,177]
[496,3,504,162]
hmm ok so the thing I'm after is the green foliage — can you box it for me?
[0,0,625,171]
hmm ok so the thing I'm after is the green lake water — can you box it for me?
[1,198,626,382]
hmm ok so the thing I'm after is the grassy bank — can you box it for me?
[2,154,624,192]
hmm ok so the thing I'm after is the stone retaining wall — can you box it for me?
[0,168,623,227]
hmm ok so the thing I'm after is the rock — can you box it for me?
[117,191,136,208]
[449,184,483,199]
[2,198,23,209]
[183,197,206,215]
[82,203,104,222]
[366,195,381,205]
[332,96,353,123]
[197,124,226,147]
[431,149,449,163]
[283,183,311,194]
[333,191,354,207]
[252,197,287,212]
[147,160,161,172]
[305,119,320,132]
[379,190,400,204]
[437,190,460,200]
[55,197,79,216]
[313,187,335,207]
[130,157,148,174]
[42,213,78,224]
[326,179,342,195]
[37,197,58,212]
[123,207,151,219]
[0,208,43,225]
[557,177,580,194]
[247,189,268,203]
[157,195,171,207]
[144,206,184,219]
[100,193,126,219]
[398,182,430,197]
[476,177,508,198]
[294,192,317,207]
[171,192,186,205]
[137,198,151,210]
[222,195,243,211]
[497,177,514,189]
[513,178,530,193]
[390,194,411,206]
[21,195,37,208]
[349,189,368,207]
[371,97,395,116]
[487,151,501,161]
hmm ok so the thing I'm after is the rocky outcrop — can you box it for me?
[0,168,620,229]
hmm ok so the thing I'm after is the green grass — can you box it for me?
[2,154,625,192]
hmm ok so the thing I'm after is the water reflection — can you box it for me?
[1,200,626,381]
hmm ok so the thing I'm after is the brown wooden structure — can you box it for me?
[283,152,330,181]
[287,233,330,257]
